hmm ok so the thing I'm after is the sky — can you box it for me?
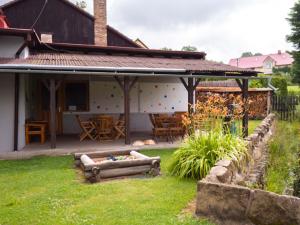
[0,0,296,63]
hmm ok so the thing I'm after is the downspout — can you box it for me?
[267,77,278,91]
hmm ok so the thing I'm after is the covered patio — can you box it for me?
[0,43,259,153]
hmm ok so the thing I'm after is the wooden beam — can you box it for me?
[114,76,123,90]
[49,79,56,149]
[235,79,243,91]
[242,79,249,138]
[129,77,139,91]
[179,77,188,90]
[42,79,50,90]
[13,74,20,151]
[124,76,131,145]
[55,80,62,91]
[188,78,194,114]
[193,78,202,90]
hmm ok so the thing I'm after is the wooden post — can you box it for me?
[242,79,249,137]
[13,74,20,151]
[49,79,56,149]
[179,77,197,115]
[124,76,131,145]
[188,78,194,114]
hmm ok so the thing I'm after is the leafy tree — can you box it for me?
[161,47,173,51]
[254,53,263,56]
[76,0,87,9]
[181,46,198,52]
[241,52,253,57]
[287,1,300,84]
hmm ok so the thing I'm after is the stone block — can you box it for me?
[210,166,232,183]
[248,189,300,225]
[196,181,251,222]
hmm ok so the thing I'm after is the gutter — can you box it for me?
[0,64,187,74]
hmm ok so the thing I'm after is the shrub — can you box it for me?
[168,129,248,180]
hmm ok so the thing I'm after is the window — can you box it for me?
[64,81,89,111]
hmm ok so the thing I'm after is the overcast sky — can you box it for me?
[1,0,296,63]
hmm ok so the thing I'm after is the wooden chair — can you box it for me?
[76,115,96,141]
[94,115,114,141]
[25,122,47,144]
[152,117,170,142]
[169,117,185,142]
[114,115,125,140]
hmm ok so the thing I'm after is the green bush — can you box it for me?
[168,130,248,180]
[250,74,288,96]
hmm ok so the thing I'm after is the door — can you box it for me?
[37,81,64,135]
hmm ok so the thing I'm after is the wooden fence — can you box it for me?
[271,95,300,121]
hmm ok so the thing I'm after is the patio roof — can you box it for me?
[0,52,258,77]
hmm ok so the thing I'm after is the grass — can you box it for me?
[249,120,261,135]
[288,85,300,94]
[265,121,300,194]
[0,149,215,225]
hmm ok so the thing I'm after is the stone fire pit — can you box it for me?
[74,150,161,183]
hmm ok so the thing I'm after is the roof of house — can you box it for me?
[229,52,294,69]
[0,0,94,20]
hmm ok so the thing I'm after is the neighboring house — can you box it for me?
[0,0,258,153]
[229,51,294,74]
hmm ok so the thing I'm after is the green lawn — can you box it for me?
[0,150,215,225]
[288,85,300,94]
[249,120,262,135]
[265,121,300,194]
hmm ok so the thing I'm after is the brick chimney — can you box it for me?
[94,0,107,46]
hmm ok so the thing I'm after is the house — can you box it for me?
[229,51,294,74]
[0,0,258,153]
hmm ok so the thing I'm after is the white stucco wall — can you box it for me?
[63,77,188,134]
[0,74,15,152]
[0,36,24,58]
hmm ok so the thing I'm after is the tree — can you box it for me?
[287,1,300,84]
[181,46,198,52]
[254,53,263,56]
[161,47,173,51]
[241,52,253,57]
[76,0,87,9]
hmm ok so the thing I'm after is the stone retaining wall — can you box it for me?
[196,114,300,225]
[203,114,276,186]
[196,181,300,225]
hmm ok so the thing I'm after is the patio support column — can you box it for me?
[114,76,138,145]
[124,76,131,145]
[13,73,20,151]
[180,77,202,114]
[242,79,249,138]
[188,78,194,114]
[49,79,56,149]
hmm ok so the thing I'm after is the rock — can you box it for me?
[132,140,145,147]
[253,149,262,160]
[248,189,300,225]
[196,181,251,223]
[143,139,156,145]
[210,166,232,183]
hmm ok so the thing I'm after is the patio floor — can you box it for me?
[0,132,180,160]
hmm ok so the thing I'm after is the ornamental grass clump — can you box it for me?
[168,129,248,180]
